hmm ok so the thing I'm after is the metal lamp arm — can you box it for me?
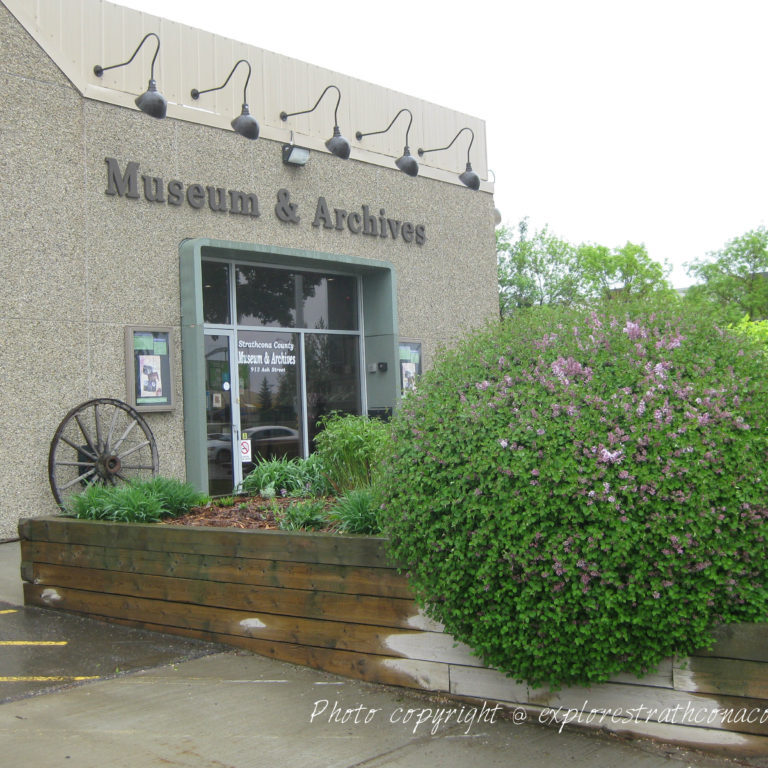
[281,84,342,126]
[191,59,252,103]
[418,126,475,162]
[356,108,414,146]
[94,32,161,80]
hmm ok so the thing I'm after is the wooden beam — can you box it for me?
[21,540,413,598]
[23,581,466,663]
[19,517,397,568]
[674,656,768,700]
[27,563,439,631]
[693,624,768,664]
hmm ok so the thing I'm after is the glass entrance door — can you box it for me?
[205,332,236,496]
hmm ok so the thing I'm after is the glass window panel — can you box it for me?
[235,266,358,331]
[236,265,298,327]
[202,261,231,325]
[305,334,361,451]
[238,330,302,463]
[298,273,358,331]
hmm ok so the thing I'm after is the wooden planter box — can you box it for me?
[19,516,768,759]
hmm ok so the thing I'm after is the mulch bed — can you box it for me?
[163,495,336,531]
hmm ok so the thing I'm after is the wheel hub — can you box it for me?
[97,453,122,478]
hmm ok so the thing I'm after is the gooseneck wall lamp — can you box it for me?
[94,32,167,119]
[190,59,259,140]
[280,85,350,160]
[356,108,418,177]
[418,127,481,190]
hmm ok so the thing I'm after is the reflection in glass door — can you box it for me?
[205,332,235,496]
[237,330,302,472]
[305,333,361,451]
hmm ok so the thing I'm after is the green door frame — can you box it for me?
[179,238,399,494]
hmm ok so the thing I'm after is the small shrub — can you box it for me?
[67,477,207,523]
[380,301,768,689]
[68,482,165,523]
[278,499,330,531]
[301,452,333,497]
[241,456,327,497]
[314,413,390,493]
[67,483,116,519]
[329,488,382,535]
[142,476,209,517]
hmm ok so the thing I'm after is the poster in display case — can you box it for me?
[125,326,175,412]
[399,339,422,394]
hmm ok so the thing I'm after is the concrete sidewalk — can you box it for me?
[0,541,750,768]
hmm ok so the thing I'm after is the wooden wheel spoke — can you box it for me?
[59,468,97,491]
[54,460,97,468]
[116,440,150,460]
[59,435,98,460]
[106,408,121,452]
[94,404,103,453]
[113,419,138,453]
[73,414,97,455]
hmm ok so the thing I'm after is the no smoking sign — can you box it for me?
[240,438,252,463]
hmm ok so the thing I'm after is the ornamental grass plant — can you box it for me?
[68,477,208,523]
[380,300,768,689]
[313,412,390,494]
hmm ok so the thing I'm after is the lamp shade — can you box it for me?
[459,163,481,191]
[231,104,259,140]
[395,147,419,177]
[135,79,167,119]
[326,127,351,160]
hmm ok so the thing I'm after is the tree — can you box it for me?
[497,219,674,316]
[257,377,273,414]
[685,227,768,320]
[577,241,674,303]
[497,219,583,315]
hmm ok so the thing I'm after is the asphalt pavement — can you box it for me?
[0,540,756,768]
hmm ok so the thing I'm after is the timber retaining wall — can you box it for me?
[18,516,768,758]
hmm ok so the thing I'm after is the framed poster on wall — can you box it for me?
[399,339,422,394]
[125,326,175,412]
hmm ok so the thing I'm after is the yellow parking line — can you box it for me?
[0,676,99,682]
[0,641,68,646]
[0,610,17,615]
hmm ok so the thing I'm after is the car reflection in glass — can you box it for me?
[207,426,300,465]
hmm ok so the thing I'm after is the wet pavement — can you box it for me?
[0,598,223,702]
[0,540,762,768]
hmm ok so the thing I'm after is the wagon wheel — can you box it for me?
[48,398,159,508]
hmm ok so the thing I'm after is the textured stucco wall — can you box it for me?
[0,2,498,538]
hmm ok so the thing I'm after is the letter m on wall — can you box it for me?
[105,157,139,198]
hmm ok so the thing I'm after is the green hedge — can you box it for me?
[380,302,768,688]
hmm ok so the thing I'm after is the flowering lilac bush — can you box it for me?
[380,303,768,688]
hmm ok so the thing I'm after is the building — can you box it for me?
[0,0,498,538]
